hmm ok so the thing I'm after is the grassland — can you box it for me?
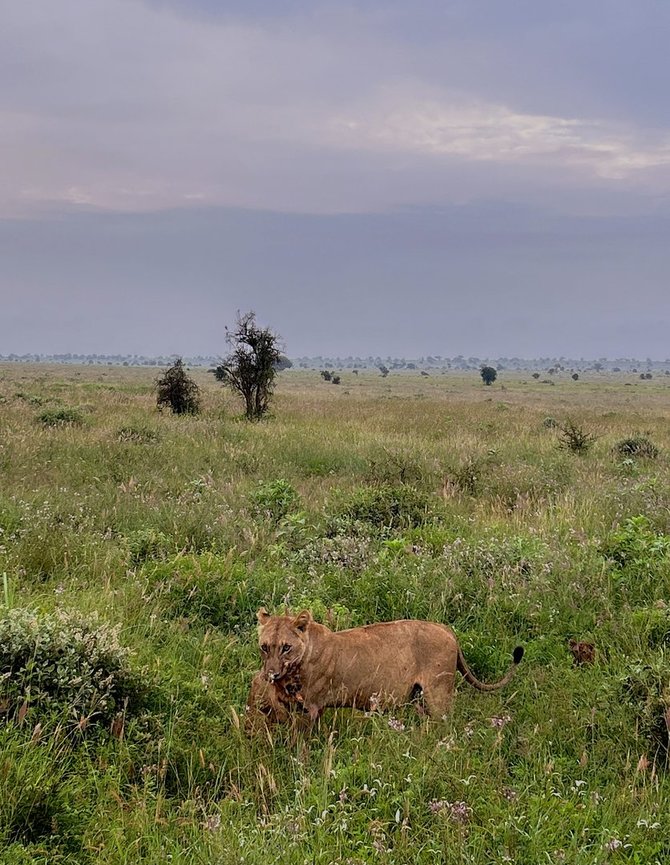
[1,363,669,864]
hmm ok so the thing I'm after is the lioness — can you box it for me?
[249,608,523,725]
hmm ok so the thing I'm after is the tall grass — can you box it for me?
[0,363,669,863]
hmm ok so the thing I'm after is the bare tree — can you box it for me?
[211,312,283,420]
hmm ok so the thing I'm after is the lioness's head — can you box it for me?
[257,608,313,683]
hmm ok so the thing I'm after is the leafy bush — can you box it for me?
[614,436,659,459]
[626,606,670,649]
[442,533,550,584]
[366,448,428,486]
[0,499,21,538]
[291,532,374,574]
[249,479,300,523]
[451,456,482,495]
[38,407,83,427]
[0,608,146,723]
[542,416,557,428]
[618,657,670,755]
[144,554,277,631]
[155,358,201,415]
[15,392,44,406]
[603,516,670,571]
[483,460,568,509]
[126,528,171,566]
[328,484,433,532]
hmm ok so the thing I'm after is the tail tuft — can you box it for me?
[512,646,524,665]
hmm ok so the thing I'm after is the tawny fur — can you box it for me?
[247,608,522,728]
[568,639,596,666]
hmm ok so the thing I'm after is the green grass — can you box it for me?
[1,363,670,863]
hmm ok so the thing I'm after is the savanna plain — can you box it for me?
[1,363,670,865]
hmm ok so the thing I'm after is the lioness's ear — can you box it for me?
[293,609,313,632]
[257,608,271,625]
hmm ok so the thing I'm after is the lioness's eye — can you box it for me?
[281,644,291,654]
[260,644,269,654]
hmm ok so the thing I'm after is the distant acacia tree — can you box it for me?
[378,365,390,378]
[480,365,497,386]
[211,311,283,420]
[320,370,332,381]
[572,373,579,381]
[155,358,201,415]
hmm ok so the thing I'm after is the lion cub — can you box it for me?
[246,608,523,728]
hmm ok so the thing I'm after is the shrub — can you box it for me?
[38,407,83,427]
[542,416,558,428]
[451,456,483,496]
[155,358,201,415]
[480,365,497,386]
[15,392,44,406]
[618,658,670,755]
[0,499,21,538]
[0,607,146,724]
[557,418,597,454]
[366,448,427,486]
[602,516,670,572]
[320,370,332,382]
[249,479,300,523]
[126,528,171,566]
[626,606,670,649]
[290,532,374,575]
[442,533,550,585]
[571,373,579,381]
[614,436,659,459]
[144,554,276,631]
[328,484,433,532]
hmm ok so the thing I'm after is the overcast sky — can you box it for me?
[1,0,669,358]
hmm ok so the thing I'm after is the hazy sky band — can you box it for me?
[1,0,669,355]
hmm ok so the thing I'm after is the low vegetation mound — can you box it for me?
[614,435,659,459]
[126,527,171,566]
[0,608,146,724]
[116,424,160,444]
[249,478,301,523]
[328,483,434,532]
[38,407,84,427]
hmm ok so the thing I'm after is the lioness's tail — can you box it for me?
[457,645,524,692]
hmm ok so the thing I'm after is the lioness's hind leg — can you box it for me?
[422,673,455,719]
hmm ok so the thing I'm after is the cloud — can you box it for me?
[327,88,670,180]
[1,0,670,217]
